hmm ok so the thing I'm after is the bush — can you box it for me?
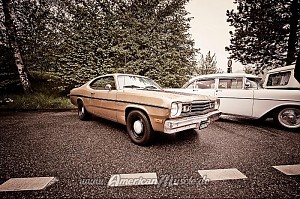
[0,93,75,110]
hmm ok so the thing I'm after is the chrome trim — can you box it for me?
[163,110,221,134]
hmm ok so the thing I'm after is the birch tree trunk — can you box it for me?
[2,0,32,93]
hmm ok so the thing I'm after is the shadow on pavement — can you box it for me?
[153,130,199,146]
[218,116,300,133]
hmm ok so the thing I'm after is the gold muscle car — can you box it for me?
[70,74,221,145]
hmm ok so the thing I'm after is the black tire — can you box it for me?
[77,101,91,121]
[273,107,300,129]
[126,110,153,146]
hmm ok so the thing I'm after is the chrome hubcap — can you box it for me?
[79,106,84,117]
[133,120,143,135]
[279,108,300,128]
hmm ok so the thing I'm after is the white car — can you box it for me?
[169,65,300,129]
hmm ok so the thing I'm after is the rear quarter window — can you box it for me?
[266,71,291,86]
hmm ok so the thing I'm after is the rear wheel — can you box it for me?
[126,110,153,146]
[273,107,300,129]
[77,101,90,121]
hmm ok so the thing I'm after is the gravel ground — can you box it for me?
[0,111,299,198]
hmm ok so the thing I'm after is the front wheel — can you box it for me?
[78,101,91,121]
[126,110,153,146]
[273,107,300,129]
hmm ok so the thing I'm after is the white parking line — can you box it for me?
[272,164,300,175]
[0,177,57,192]
[198,168,247,181]
[107,172,158,187]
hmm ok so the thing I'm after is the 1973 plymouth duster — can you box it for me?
[70,74,221,145]
[169,65,300,129]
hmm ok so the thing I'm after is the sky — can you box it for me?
[185,0,244,72]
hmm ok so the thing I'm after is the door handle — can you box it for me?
[91,92,95,95]
[216,90,222,92]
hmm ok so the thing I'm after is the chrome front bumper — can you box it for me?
[163,110,221,134]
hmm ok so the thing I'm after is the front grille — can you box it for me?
[191,101,211,113]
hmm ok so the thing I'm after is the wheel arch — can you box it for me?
[76,97,85,106]
[261,104,300,119]
[125,106,153,127]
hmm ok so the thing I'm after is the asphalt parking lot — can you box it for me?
[0,111,299,198]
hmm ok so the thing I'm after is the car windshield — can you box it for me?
[117,75,162,90]
[246,77,263,88]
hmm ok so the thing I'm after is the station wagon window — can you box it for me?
[246,77,262,88]
[218,78,243,89]
[186,82,194,89]
[194,79,215,89]
[90,76,116,90]
[184,79,215,89]
[266,71,291,86]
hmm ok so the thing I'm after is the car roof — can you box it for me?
[98,73,148,79]
[267,65,295,73]
[188,73,259,82]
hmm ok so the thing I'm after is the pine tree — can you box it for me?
[56,0,198,88]
[193,51,223,75]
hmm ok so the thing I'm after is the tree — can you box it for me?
[193,51,223,75]
[243,65,254,74]
[226,0,300,73]
[295,52,300,82]
[1,0,198,91]
[2,0,32,93]
[286,0,299,65]
[56,0,198,88]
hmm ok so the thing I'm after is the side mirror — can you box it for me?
[244,82,251,89]
[105,84,112,90]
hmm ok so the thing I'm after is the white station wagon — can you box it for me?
[170,65,300,129]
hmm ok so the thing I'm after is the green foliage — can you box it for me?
[0,93,75,109]
[54,0,198,88]
[1,0,198,91]
[193,51,223,75]
[226,0,300,72]
[243,65,255,74]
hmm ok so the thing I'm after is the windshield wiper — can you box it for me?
[143,85,158,90]
[123,85,141,89]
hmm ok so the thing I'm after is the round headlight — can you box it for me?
[171,102,182,117]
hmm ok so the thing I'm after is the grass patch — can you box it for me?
[0,93,76,110]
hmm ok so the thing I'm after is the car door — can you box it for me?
[184,78,216,96]
[216,77,254,116]
[88,76,117,121]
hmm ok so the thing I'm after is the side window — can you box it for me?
[246,78,262,89]
[89,76,116,90]
[194,79,215,89]
[266,71,291,86]
[218,78,243,89]
[186,82,194,89]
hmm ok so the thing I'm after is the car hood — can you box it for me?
[118,89,216,109]
[131,89,213,100]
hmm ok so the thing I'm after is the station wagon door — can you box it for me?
[89,76,117,121]
[216,77,254,117]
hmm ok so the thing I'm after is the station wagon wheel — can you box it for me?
[126,110,153,146]
[274,107,300,129]
[77,101,90,121]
